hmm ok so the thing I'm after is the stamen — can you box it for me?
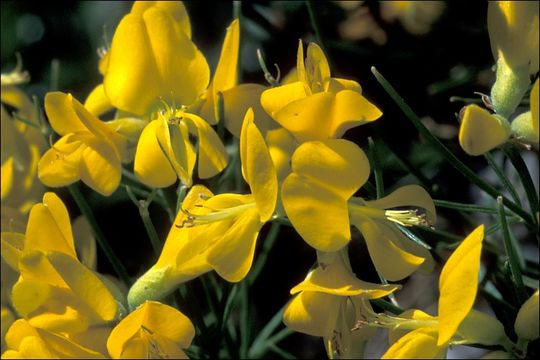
[385,209,431,227]
[175,202,256,228]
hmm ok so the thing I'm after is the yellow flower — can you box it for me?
[1,65,46,214]
[488,1,539,117]
[2,319,109,358]
[133,104,228,188]
[102,1,209,116]
[283,250,400,358]
[458,104,511,156]
[380,225,509,358]
[281,139,435,281]
[128,108,277,309]
[1,193,121,335]
[107,301,194,359]
[261,41,382,142]
[38,92,130,196]
[488,1,539,75]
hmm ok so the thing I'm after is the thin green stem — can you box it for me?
[239,282,250,358]
[503,146,539,222]
[484,152,522,206]
[305,1,327,55]
[176,184,188,214]
[50,59,60,91]
[125,186,162,256]
[247,223,281,286]
[379,139,433,189]
[371,298,404,315]
[248,305,289,358]
[217,91,226,140]
[368,137,384,199]
[371,67,535,228]
[434,199,504,215]
[219,284,239,332]
[68,184,131,286]
[497,196,527,303]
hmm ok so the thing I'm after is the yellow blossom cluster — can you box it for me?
[1,1,538,359]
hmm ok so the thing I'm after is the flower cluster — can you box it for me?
[1,1,538,359]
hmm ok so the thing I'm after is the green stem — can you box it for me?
[371,67,535,229]
[503,146,539,222]
[484,152,522,207]
[247,223,281,286]
[68,184,131,286]
[497,196,527,303]
[371,298,404,315]
[239,282,250,358]
[219,284,239,332]
[125,186,162,256]
[49,59,60,91]
[248,305,289,358]
[305,1,327,55]
[368,137,384,199]
[217,91,226,140]
[434,199,505,215]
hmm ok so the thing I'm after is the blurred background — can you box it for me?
[2,1,537,358]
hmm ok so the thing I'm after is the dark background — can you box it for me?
[4,1,531,358]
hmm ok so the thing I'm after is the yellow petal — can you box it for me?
[274,90,382,142]
[305,42,331,93]
[296,40,307,92]
[387,309,437,345]
[266,128,297,183]
[133,120,177,188]
[157,185,215,269]
[260,81,308,119]
[291,254,400,298]
[382,327,444,359]
[183,113,228,179]
[45,92,117,141]
[282,173,351,252]
[156,117,196,187]
[239,109,277,221]
[104,7,209,115]
[327,77,362,93]
[364,184,436,225]
[79,138,122,196]
[1,232,25,271]
[38,134,86,188]
[131,0,192,38]
[281,139,369,251]
[283,291,341,338]
[107,301,194,359]
[514,289,539,340]
[25,192,77,257]
[290,139,370,200]
[206,207,262,282]
[84,84,113,117]
[201,19,240,125]
[221,84,278,138]
[488,1,539,73]
[459,104,510,156]
[46,251,118,324]
[5,319,106,358]
[72,216,97,270]
[351,216,425,281]
[1,106,31,170]
[438,225,484,346]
